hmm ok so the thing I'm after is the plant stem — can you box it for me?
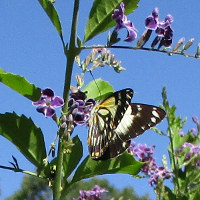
[80,45,200,59]
[168,124,180,196]
[53,135,64,200]
[53,0,80,199]
[0,165,41,177]
[63,0,80,107]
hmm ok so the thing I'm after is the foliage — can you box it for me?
[5,176,150,200]
[0,0,200,200]
[152,87,200,200]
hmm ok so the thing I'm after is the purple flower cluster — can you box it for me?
[128,142,171,187]
[177,142,200,161]
[149,167,171,187]
[129,142,157,174]
[73,185,108,200]
[68,90,95,125]
[145,7,174,47]
[179,116,200,137]
[32,88,64,117]
[112,2,137,42]
[179,128,196,137]
[176,116,200,169]
[32,87,95,126]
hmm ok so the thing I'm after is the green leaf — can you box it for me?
[63,136,83,179]
[0,112,46,167]
[84,0,139,43]
[71,152,143,184]
[0,68,41,101]
[190,191,200,200]
[82,78,114,100]
[38,0,63,40]
[77,36,83,48]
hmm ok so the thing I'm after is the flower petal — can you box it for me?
[112,2,137,42]
[165,14,174,24]
[152,7,159,18]
[145,16,158,30]
[112,2,125,22]
[51,96,64,107]
[42,88,54,97]
[32,98,46,106]
[124,23,137,42]
[45,107,56,117]
[36,106,55,117]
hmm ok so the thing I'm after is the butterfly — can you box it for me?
[87,88,166,160]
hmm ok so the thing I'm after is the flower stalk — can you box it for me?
[53,0,80,199]
[62,0,80,107]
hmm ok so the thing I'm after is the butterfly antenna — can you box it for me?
[89,70,102,97]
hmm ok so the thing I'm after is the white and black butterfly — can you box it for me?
[87,88,166,160]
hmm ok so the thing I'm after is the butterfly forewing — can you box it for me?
[88,89,133,159]
[98,104,166,160]
[114,103,166,141]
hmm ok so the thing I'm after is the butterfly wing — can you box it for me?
[93,135,131,160]
[98,104,166,160]
[114,103,166,141]
[88,89,133,159]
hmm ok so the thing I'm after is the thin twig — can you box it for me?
[0,165,40,177]
[80,45,200,59]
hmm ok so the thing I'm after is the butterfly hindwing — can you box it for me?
[95,136,131,161]
[88,89,133,159]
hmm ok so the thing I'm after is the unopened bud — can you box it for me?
[173,37,185,51]
[182,38,195,51]
[107,30,120,46]
[137,29,152,48]
[192,116,199,124]
[151,36,161,49]
[76,74,84,88]
[195,43,200,57]
[75,56,81,66]
[84,55,92,68]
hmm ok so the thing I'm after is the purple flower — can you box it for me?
[149,167,171,187]
[192,116,199,124]
[190,128,196,136]
[112,2,137,42]
[145,7,159,30]
[73,185,108,200]
[129,143,155,160]
[129,142,171,186]
[177,142,200,160]
[145,8,174,47]
[128,143,157,175]
[32,88,64,117]
[179,131,185,137]
[68,90,96,125]
[196,161,200,168]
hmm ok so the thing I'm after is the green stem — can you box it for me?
[53,0,80,199]
[63,0,80,106]
[53,136,63,200]
[167,125,180,196]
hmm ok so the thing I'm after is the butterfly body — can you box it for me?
[88,88,165,160]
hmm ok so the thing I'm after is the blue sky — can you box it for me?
[0,0,200,199]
